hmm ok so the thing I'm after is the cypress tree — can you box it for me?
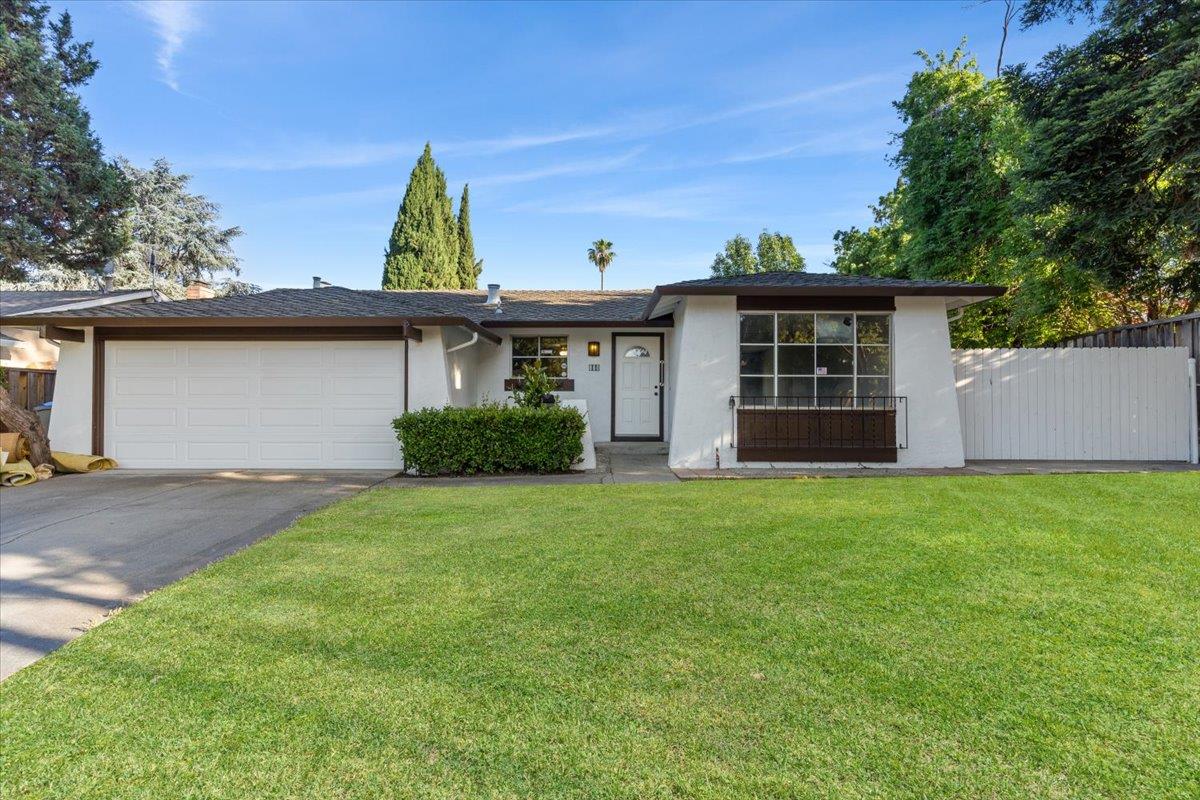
[381,143,459,289]
[455,184,479,289]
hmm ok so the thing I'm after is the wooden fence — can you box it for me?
[1055,313,1199,449]
[3,368,56,411]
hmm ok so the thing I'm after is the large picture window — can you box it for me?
[511,335,568,377]
[739,312,891,402]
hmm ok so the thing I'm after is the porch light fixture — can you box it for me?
[587,341,600,357]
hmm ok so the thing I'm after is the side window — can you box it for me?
[511,336,568,377]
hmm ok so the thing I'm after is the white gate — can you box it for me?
[953,348,1196,461]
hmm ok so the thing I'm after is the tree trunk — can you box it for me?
[0,385,53,468]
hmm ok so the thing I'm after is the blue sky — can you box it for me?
[59,1,1091,291]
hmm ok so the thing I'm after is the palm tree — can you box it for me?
[587,239,615,291]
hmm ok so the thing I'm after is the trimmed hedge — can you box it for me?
[393,404,586,475]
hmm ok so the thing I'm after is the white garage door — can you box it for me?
[105,340,405,469]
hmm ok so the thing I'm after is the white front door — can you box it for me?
[613,335,662,438]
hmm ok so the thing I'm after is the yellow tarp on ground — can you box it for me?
[52,452,118,473]
[1,459,39,487]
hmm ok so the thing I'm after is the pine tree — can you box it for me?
[0,0,129,280]
[455,184,479,289]
[381,143,459,289]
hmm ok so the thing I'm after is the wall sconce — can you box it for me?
[587,341,601,357]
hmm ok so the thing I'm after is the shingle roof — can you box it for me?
[7,287,656,325]
[0,289,152,316]
[6,272,1005,328]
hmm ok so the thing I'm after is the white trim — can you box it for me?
[6,289,162,316]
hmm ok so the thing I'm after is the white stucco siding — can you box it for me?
[892,297,966,467]
[472,327,675,443]
[665,295,967,469]
[441,326,481,408]
[45,328,94,454]
[667,296,739,469]
[406,327,452,411]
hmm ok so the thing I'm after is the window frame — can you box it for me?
[510,334,570,378]
[738,311,893,405]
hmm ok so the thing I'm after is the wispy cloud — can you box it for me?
[469,148,645,187]
[717,126,888,165]
[132,0,201,92]
[440,125,624,157]
[195,72,896,172]
[199,141,423,172]
[506,182,741,221]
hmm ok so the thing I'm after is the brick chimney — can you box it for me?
[185,279,215,300]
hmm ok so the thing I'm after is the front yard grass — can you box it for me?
[2,473,1198,799]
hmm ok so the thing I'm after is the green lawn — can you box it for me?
[3,474,1198,799]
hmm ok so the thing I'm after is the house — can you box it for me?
[1,288,162,414]
[1,289,161,370]
[6,273,1004,470]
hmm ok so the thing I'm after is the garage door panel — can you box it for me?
[115,376,177,397]
[186,407,250,427]
[115,407,176,428]
[261,376,323,396]
[115,345,178,368]
[106,340,404,469]
[188,376,248,397]
[189,346,247,367]
[260,407,323,427]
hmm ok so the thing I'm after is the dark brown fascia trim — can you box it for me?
[18,315,502,344]
[480,318,673,329]
[736,295,896,312]
[642,283,1007,319]
[41,324,86,342]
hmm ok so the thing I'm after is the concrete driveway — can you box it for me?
[0,469,391,680]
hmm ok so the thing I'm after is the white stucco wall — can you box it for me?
[667,296,739,468]
[472,327,674,443]
[441,326,481,408]
[473,327,614,441]
[45,328,93,454]
[666,295,966,469]
[892,297,965,467]
[406,327,451,411]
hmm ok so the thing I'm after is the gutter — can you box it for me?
[445,330,480,353]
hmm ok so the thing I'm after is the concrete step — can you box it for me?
[596,441,669,455]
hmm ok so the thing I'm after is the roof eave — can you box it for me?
[1,314,504,344]
[642,283,1007,318]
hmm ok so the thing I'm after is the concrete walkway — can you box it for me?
[0,469,391,680]
[381,442,679,488]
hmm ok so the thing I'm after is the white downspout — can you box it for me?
[1188,358,1198,464]
[946,307,965,325]
[445,330,479,353]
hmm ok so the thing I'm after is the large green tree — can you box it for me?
[1011,0,1199,321]
[382,143,460,289]
[833,46,1067,346]
[711,230,806,277]
[455,184,480,289]
[5,158,251,298]
[0,0,128,281]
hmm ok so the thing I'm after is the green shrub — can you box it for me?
[513,360,558,408]
[393,404,586,475]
